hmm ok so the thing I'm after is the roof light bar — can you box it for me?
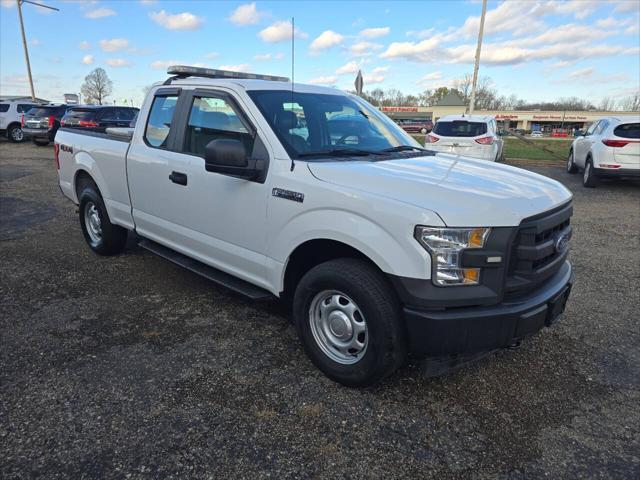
[167,65,289,83]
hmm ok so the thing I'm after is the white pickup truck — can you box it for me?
[55,66,574,386]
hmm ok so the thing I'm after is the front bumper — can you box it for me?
[403,261,573,357]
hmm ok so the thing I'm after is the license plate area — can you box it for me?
[546,285,571,326]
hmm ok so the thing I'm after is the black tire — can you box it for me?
[78,182,127,255]
[583,157,598,188]
[567,149,578,173]
[293,258,407,387]
[33,139,50,146]
[7,124,24,143]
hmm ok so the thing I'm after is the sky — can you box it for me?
[1,0,639,107]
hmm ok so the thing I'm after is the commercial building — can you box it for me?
[380,93,637,133]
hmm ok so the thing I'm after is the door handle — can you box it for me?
[169,171,187,186]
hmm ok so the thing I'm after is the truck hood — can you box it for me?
[307,153,572,227]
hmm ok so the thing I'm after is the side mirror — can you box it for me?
[204,138,263,180]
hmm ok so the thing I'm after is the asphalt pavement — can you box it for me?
[1,140,639,479]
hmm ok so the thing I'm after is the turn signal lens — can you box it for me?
[462,268,480,284]
[425,134,439,143]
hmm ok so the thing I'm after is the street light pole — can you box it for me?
[468,0,487,114]
[15,0,59,102]
[16,0,35,101]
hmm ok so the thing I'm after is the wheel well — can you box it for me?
[282,239,379,298]
[74,170,97,198]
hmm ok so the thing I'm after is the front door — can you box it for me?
[129,87,272,288]
[575,121,599,166]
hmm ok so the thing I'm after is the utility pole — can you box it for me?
[16,0,59,102]
[468,0,487,114]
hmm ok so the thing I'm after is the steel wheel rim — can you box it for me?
[12,128,23,142]
[84,202,102,245]
[309,290,368,365]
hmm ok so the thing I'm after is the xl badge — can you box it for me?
[272,188,304,203]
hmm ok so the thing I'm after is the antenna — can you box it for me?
[290,16,296,172]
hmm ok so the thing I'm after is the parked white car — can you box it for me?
[567,116,640,187]
[0,100,40,142]
[425,115,504,162]
[55,66,574,386]
[531,130,543,138]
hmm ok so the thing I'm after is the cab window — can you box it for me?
[144,95,178,148]
[183,95,254,157]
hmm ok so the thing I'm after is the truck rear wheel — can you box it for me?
[293,258,407,387]
[78,184,127,255]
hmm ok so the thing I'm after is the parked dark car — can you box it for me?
[60,106,139,133]
[22,104,75,146]
[397,119,433,134]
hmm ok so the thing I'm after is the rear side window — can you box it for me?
[116,108,137,121]
[145,95,178,148]
[64,109,97,120]
[26,107,57,116]
[100,108,117,121]
[434,121,487,137]
[0,104,9,113]
[183,95,253,157]
[17,104,35,113]
[614,123,640,139]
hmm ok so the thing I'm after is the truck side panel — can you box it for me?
[55,129,134,229]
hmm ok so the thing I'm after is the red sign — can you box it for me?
[380,106,419,112]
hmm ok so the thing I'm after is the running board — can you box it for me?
[138,239,273,301]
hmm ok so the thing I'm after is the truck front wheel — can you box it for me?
[78,184,127,255]
[293,258,407,387]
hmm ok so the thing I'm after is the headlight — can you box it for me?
[415,227,490,286]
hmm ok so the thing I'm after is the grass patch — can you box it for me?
[503,137,572,162]
[410,134,572,162]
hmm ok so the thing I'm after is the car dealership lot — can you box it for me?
[1,141,639,479]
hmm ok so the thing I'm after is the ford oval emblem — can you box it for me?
[555,233,570,254]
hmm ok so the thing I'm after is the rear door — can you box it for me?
[612,122,640,167]
[432,120,490,159]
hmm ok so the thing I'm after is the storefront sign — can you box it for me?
[380,106,419,112]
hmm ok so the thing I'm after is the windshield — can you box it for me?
[434,121,487,137]
[248,90,421,158]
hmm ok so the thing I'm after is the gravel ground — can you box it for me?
[1,140,639,479]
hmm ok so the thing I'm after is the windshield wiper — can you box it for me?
[297,148,385,158]
[380,145,428,153]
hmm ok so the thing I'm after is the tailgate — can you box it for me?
[436,136,486,158]
[614,142,640,166]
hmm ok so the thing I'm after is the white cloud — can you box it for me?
[308,75,338,85]
[350,41,383,57]
[219,63,250,72]
[259,20,308,43]
[106,58,132,68]
[85,8,116,19]
[363,67,388,85]
[417,71,444,87]
[82,55,94,65]
[150,10,203,31]
[380,39,440,62]
[150,60,181,70]
[79,40,91,50]
[310,30,344,52]
[567,67,595,79]
[229,2,263,26]
[1,0,15,9]
[29,38,41,46]
[614,0,640,13]
[595,16,618,28]
[254,53,284,61]
[99,38,129,52]
[140,0,157,5]
[359,27,390,39]
[205,52,220,59]
[336,61,360,75]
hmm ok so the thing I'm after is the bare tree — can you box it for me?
[618,92,640,111]
[81,68,113,105]
[598,96,616,111]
